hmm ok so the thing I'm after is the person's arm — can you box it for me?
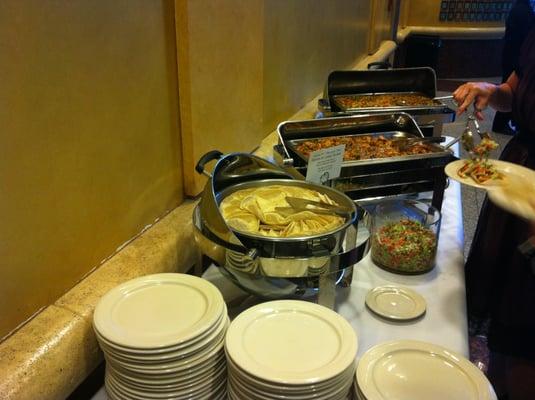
[452,72,519,120]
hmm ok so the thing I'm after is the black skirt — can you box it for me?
[465,133,535,360]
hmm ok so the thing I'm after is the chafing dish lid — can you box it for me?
[324,67,437,102]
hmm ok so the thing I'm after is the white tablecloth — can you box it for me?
[201,176,468,358]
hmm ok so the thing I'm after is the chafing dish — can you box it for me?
[193,151,370,307]
[317,68,455,136]
[274,113,456,210]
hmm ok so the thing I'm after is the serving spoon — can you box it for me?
[444,111,491,154]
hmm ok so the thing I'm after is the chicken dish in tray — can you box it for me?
[333,93,439,110]
[295,135,435,162]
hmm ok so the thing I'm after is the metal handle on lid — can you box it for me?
[195,150,223,178]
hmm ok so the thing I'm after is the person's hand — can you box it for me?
[452,82,498,120]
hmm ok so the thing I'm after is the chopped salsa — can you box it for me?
[371,219,437,273]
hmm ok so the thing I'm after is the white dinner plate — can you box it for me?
[96,313,228,364]
[107,365,227,399]
[229,371,354,400]
[106,371,227,400]
[94,273,224,349]
[365,285,426,321]
[95,305,228,357]
[108,360,226,393]
[357,340,495,400]
[106,333,225,375]
[225,300,357,385]
[445,159,508,189]
[107,351,226,385]
[487,166,535,221]
[228,358,355,397]
[100,316,229,368]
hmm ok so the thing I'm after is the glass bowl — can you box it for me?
[370,199,441,275]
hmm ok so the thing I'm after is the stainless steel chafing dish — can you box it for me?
[192,151,370,308]
[274,113,456,210]
[317,67,455,137]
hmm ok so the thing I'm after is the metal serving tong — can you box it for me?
[275,197,352,217]
[391,136,446,151]
[445,109,492,153]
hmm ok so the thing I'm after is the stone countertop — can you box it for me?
[0,201,199,400]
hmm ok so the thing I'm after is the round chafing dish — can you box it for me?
[193,151,370,300]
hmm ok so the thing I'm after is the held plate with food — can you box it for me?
[445,136,505,188]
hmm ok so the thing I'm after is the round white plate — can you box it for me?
[99,316,229,366]
[95,304,228,356]
[107,365,227,399]
[357,340,496,400]
[107,351,226,385]
[228,356,355,396]
[106,333,225,375]
[445,159,508,189]
[225,300,357,385]
[94,273,224,349]
[365,286,426,321]
[487,164,535,221]
[108,360,226,393]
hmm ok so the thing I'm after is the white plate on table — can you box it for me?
[225,300,357,385]
[357,340,496,400]
[94,273,224,349]
[365,285,426,321]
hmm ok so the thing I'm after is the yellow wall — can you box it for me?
[0,0,183,339]
[369,0,393,53]
[177,0,372,195]
[402,0,505,27]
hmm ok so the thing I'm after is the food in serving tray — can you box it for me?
[371,219,438,273]
[295,135,434,161]
[220,185,345,237]
[457,137,503,184]
[335,93,438,109]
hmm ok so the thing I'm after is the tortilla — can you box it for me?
[220,185,345,237]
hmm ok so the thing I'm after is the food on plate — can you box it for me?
[295,135,434,162]
[371,219,438,273]
[335,93,438,109]
[472,137,499,158]
[457,137,503,184]
[220,185,345,237]
[457,159,503,184]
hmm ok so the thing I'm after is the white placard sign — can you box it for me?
[305,144,345,184]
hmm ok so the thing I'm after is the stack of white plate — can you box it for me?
[354,340,497,400]
[93,273,228,400]
[225,300,357,400]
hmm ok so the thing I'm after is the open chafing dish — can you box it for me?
[192,151,370,308]
[317,67,455,137]
[274,113,456,210]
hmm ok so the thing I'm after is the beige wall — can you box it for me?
[369,0,394,53]
[401,0,505,27]
[177,0,372,195]
[0,0,183,339]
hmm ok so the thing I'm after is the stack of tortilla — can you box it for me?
[220,185,345,237]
